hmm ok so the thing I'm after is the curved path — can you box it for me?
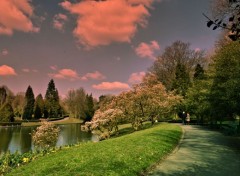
[147,125,240,176]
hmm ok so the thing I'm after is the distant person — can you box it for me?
[186,113,190,125]
[182,111,187,125]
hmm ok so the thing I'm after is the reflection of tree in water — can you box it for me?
[20,127,33,153]
[0,127,13,154]
[57,124,93,146]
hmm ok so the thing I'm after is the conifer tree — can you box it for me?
[34,94,44,119]
[45,79,61,118]
[0,87,7,107]
[22,86,35,120]
[194,64,205,80]
[85,94,95,122]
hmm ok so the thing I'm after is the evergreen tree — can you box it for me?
[0,87,7,107]
[0,103,14,122]
[34,94,44,119]
[194,64,205,80]
[172,63,191,97]
[45,79,61,118]
[85,94,95,122]
[23,86,35,120]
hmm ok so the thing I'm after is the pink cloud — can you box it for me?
[135,40,160,60]
[50,65,58,71]
[22,68,30,73]
[92,82,130,90]
[82,71,106,80]
[1,49,8,56]
[53,13,68,31]
[0,0,39,35]
[49,68,80,81]
[60,0,154,48]
[0,65,17,76]
[128,71,146,83]
[22,68,38,73]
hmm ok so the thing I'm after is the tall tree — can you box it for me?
[210,42,240,123]
[194,64,205,80]
[22,86,35,120]
[34,94,44,119]
[149,41,205,90]
[84,94,95,122]
[64,88,87,119]
[172,62,191,96]
[0,103,14,122]
[12,92,25,118]
[0,87,7,107]
[45,79,61,118]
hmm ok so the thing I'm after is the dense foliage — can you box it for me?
[64,88,95,121]
[44,79,61,118]
[209,42,240,121]
[83,74,182,139]
[34,94,44,119]
[0,103,14,122]
[22,86,35,120]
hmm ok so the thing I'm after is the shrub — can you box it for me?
[32,121,60,150]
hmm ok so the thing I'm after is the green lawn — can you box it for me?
[21,117,82,127]
[8,123,182,176]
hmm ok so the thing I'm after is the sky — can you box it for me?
[0,0,220,99]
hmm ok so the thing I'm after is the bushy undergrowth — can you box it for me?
[0,148,58,175]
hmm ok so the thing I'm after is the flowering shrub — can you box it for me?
[82,108,124,140]
[32,121,60,150]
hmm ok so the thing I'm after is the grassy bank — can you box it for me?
[21,117,83,127]
[8,123,182,176]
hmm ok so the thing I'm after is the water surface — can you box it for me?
[0,123,98,155]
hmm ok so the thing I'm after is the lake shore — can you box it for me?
[21,117,83,127]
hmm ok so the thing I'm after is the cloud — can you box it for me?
[82,71,106,80]
[128,71,146,83]
[22,68,30,73]
[135,40,160,60]
[60,0,154,48]
[0,65,17,76]
[49,68,80,81]
[53,13,68,31]
[50,65,58,71]
[92,81,130,90]
[1,49,9,56]
[22,68,38,73]
[0,0,39,35]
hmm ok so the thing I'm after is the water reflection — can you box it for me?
[0,124,98,155]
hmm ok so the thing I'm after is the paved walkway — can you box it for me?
[147,125,240,176]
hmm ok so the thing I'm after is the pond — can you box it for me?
[0,123,98,155]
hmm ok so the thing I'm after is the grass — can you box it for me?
[21,117,83,127]
[7,123,182,176]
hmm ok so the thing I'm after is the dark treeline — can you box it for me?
[0,79,95,122]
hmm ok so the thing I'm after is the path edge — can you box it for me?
[141,124,185,176]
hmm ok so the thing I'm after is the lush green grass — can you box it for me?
[21,117,82,127]
[8,123,182,176]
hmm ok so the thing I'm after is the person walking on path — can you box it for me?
[147,125,240,176]
[186,113,190,125]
